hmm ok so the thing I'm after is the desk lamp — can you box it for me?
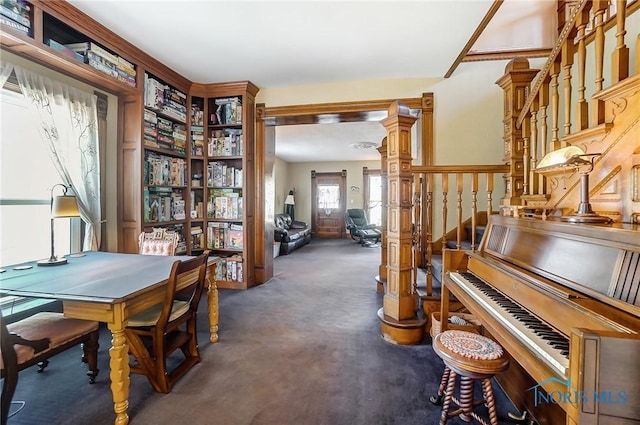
[535,146,612,224]
[37,184,81,266]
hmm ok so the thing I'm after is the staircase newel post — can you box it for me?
[377,101,426,345]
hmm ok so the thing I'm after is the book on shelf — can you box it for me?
[86,50,117,79]
[0,1,31,28]
[45,39,84,62]
[0,14,28,34]
[227,224,243,250]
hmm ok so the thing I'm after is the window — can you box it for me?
[367,174,383,226]
[0,88,79,266]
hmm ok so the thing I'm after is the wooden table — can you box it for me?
[0,251,220,425]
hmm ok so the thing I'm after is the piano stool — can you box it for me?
[430,330,509,425]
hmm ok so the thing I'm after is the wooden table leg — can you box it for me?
[107,323,130,425]
[207,274,219,343]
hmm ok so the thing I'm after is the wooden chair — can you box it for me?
[1,312,99,425]
[125,250,210,393]
[138,228,179,256]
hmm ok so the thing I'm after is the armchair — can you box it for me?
[345,208,381,246]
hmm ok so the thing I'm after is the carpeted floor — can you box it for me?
[5,238,517,425]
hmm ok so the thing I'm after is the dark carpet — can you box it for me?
[6,238,517,425]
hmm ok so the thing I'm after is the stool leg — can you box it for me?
[481,378,499,425]
[458,376,474,422]
[430,366,450,405]
[439,370,457,425]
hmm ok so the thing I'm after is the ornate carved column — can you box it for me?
[375,138,387,292]
[377,101,425,345]
[495,58,539,211]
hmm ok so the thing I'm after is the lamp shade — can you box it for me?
[284,194,295,205]
[535,146,591,175]
[52,195,80,218]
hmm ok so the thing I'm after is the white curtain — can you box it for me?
[0,61,14,87]
[10,63,101,251]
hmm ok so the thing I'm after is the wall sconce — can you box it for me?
[535,146,612,224]
[37,184,81,266]
[284,190,295,220]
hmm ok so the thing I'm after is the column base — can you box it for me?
[377,307,427,345]
[374,275,385,292]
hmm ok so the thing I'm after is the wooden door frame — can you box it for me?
[254,94,434,282]
[310,169,347,238]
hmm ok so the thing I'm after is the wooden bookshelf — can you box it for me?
[196,81,259,289]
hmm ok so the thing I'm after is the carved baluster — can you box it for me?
[576,6,590,130]
[471,173,478,250]
[456,173,463,250]
[412,176,421,296]
[612,0,629,83]
[441,173,448,250]
[486,173,494,217]
[425,174,434,295]
[561,32,576,137]
[529,101,539,195]
[539,79,550,193]
[592,0,608,125]
[522,116,530,196]
[550,60,561,150]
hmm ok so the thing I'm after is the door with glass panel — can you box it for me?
[311,170,346,238]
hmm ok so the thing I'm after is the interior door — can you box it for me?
[311,170,346,238]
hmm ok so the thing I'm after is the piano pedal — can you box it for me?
[507,410,536,425]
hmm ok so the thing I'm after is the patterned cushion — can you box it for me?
[140,240,175,256]
[438,330,504,360]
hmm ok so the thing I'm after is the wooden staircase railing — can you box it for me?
[410,165,508,296]
[515,0,639,223]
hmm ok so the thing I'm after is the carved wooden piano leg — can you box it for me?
[458,375,474,422]
[430,366,451,405]
[439,370,457,425]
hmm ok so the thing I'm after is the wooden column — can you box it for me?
[377,101,425,345]
[495,58,539,211]
[376,138,388,293]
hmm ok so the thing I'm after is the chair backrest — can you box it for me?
[138,228,179,256]
[345,208,369,229]
[158,250,210,328]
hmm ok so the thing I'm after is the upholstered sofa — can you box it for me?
[274,214,311,255]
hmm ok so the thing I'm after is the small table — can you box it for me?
[0,251,220,425]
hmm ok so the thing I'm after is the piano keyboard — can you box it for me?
[449,271,570,377]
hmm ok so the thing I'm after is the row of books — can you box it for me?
[214,255,244,283]
[207,190,243,220]
[210,97,242,126]
[144,109,187,153]
[207,161,242,188]
[144,74,187,122]
[63,41,136,87]
[208,129,243,157]
[0,1,31,34]
[144,152,187,187]
[191,104,204,126]
[207,222,243,250]
[143,188,185,223]
[191,125,205,156]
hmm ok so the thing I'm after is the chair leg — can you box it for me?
[82,330,100,383]
[440,370,457,425]
[430,366,451,405]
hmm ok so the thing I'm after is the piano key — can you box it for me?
[449,271,570,377]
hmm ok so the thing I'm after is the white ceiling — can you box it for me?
[67,0,556,162]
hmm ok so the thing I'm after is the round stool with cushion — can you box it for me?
[430,330,509,425]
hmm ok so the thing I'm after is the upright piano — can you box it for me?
[439,215,640,425]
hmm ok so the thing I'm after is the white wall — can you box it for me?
[1,51,119,252]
